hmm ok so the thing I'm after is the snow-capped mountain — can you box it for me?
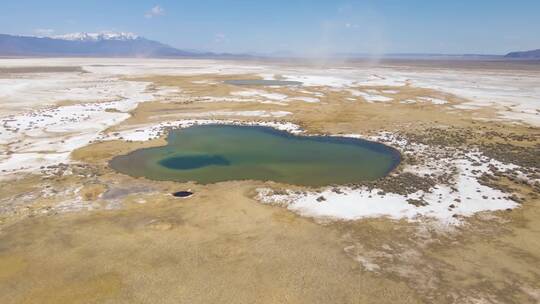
[51,31,140,42]
[0,32,249,58]
[0,32,209,57]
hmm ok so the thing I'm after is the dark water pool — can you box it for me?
[172,191,193,198]
[110,125,400,186]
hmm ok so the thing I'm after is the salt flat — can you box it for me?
[0,58,538,304]
[1,58,538,125]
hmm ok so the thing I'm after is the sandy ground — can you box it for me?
[0,58,539,303]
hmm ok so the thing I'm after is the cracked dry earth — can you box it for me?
[0,58,539,304]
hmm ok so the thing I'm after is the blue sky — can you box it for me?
[1,0,539,55]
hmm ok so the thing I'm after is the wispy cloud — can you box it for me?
[145,5,164,18]
[34,28,55,37]
[214,33,227,43]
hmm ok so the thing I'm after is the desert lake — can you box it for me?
[110,125,401,186]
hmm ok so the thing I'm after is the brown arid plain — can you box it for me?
[0,58,539,304]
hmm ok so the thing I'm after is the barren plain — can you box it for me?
[0,58,538,304]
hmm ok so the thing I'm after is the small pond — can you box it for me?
[224,79,302,86]
[110,125,400,186]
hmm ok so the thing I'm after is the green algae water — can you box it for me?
[110,125,400,186]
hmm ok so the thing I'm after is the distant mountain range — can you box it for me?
[0,32,243,58]
[1,32,539,60]
[504,49,540,59]
[50,31,141,42]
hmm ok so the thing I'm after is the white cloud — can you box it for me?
[145,5,164,18]
[34,28,55,37]
[214,33,227,43]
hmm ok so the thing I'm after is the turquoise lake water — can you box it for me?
[110,125,401,186]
